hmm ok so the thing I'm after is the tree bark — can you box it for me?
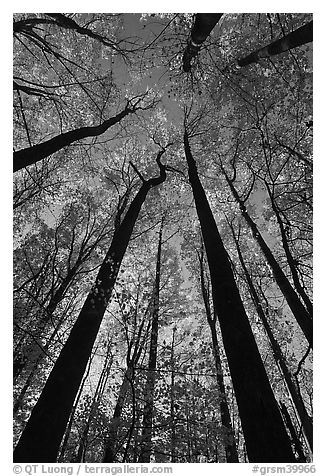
[222,169,312,346]
[265,183,313,316]
[231,226,313,453]
[184,131,295,463]
[197,245,238,462]
[138,217,164,463]
[169,327,176,463]
[13,151,167,463]
[238,20,313,67]
[75,346,113,462]
[13,108,132,172]
[280,402,307,462]
[182,14,223,72]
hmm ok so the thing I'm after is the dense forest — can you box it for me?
[13,13,313,464]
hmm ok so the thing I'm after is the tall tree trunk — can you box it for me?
[265,183,313,316]
[238,20,313,67]
[222,168,312,346]
[102,367,134,462]
[75,345,113,462]
[197,244,239,462]
[13,150,168,463]
[57,350,94,462]
[14,106,134,172]
[138,217,164,463]
[102,350,144,461]
[279,402,307,462]
[14,314,66,414]
[169,326,176,463]
[183,13,223,72]
[103,293,151,463]
[14,269,78,382]
[230,224,313,453]
[184,131,295,462]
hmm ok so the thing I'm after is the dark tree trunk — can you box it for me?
[75,347,113,462]
[265,184,313,316]
[138,217,164,463]
[223,170,312,346]
[169,326,176,463]
[182,13,223,72]
[197,245,239,462]
[103,290,150,462]
[280,402,307,462]
[58,350,94,462]
[102,367,134,463]
[231,226,313,453]
[13,263,81,383]
[13,152,167,463]
[14,319,64,414]
[13,108,132,172]
[238,20,313,67]
[184,131,295,463]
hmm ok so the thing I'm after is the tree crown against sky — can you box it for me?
[13,13,312,463]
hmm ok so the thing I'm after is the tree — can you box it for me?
[13,13,312,464]
[138,217,164,462]
[13,94,156,172]
[238,20,313,67]
[102,284,151,462]
[183,125,295,462]
[220,162,312,346]
[182,14,223,72]
[229,220,312,454]
[196,241,238,462]
[13,146,170,462]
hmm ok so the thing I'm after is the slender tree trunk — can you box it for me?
[238,20,313,67]
[222,169,312,346]
[13,152,167,462]
[231,226,313,453]
[279,402,307,462]
[265,184,313,316]
[14,270,78,382]
[13,107,133,172]
[197,245,238,462]
[184,131,295,462]
[75,346,113,462]
[103,369,133,462]
[14,318,64,414]
[169,327,176,463]
[138,217,164,463]
[103,299,151,462]
[102,363,139,462]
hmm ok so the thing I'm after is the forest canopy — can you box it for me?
[13,12,313,464]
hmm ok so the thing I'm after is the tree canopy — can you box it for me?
[13,12,313,464]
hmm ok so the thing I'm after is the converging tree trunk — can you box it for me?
[238,20,313,67]
[102,312,150,463]
[169,326,177,463]
[182,13,223,72]
[138,217,164,463]
[221,166,312,346]
[264,182,313,316]
[197,244,239,462]
[13,149,168,463]
[184,130,295,462]
[279,402,307,462]
[13,96,152,172]
[73,342,113,462]
[230,223,313,453]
